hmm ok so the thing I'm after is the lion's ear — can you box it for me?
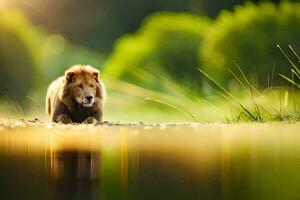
[93,70,100,82]
[65,71,76,83]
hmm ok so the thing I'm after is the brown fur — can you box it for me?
[46,65,105,124]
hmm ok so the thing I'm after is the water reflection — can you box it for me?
[0,124,300,200]
[47,150,102,200]
[49,151,101,180]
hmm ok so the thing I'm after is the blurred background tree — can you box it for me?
[200,2,300,88]
[0,10,44,101]
[105,12,210,92]
[8,0,297,52]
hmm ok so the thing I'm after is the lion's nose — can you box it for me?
[85,94,93,101]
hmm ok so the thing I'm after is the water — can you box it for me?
[0,123,299,200]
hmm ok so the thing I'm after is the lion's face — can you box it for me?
[64,65,100,108]
[72,77,97,107]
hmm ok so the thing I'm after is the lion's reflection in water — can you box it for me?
[47,150,102,200]
[50,151,101,179]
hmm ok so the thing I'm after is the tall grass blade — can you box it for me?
[233,61,262,121]
[277,45,300,75]
[292,69,300,80]
[7,90,24,117]
[26,96,44,112]
[145,97,198,122]
[227,64,278,118]
[278,74,300,89]
[225,67,246,89]
[198,68,258,121]
[289,45,300,62]
[0,91,23,118]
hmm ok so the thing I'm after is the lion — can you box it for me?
[46,65,105,124]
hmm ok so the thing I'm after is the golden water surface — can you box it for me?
[0,122,299,200]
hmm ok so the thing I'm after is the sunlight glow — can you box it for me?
[0,0,9,9]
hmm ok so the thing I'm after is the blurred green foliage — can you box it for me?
[41,35,105,82]
[200,2,300,87]
[105,12,210,91]
[0,10,44,101]
[12,0,290,51]
[13,0,203,51]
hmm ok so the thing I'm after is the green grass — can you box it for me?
[277,45,300,89]
[101,65,300,122]
[196,46,300,123]
[198,66,262,122]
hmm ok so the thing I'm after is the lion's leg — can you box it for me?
[83,117,98,124]
[56,114,72,124]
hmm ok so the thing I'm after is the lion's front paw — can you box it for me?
[83,117,98,125]
[56,114,72,124]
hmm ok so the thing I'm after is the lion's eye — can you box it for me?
[77,84,83,89]
[90,84,94,88]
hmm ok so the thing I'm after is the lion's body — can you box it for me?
[46,65,105,123]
